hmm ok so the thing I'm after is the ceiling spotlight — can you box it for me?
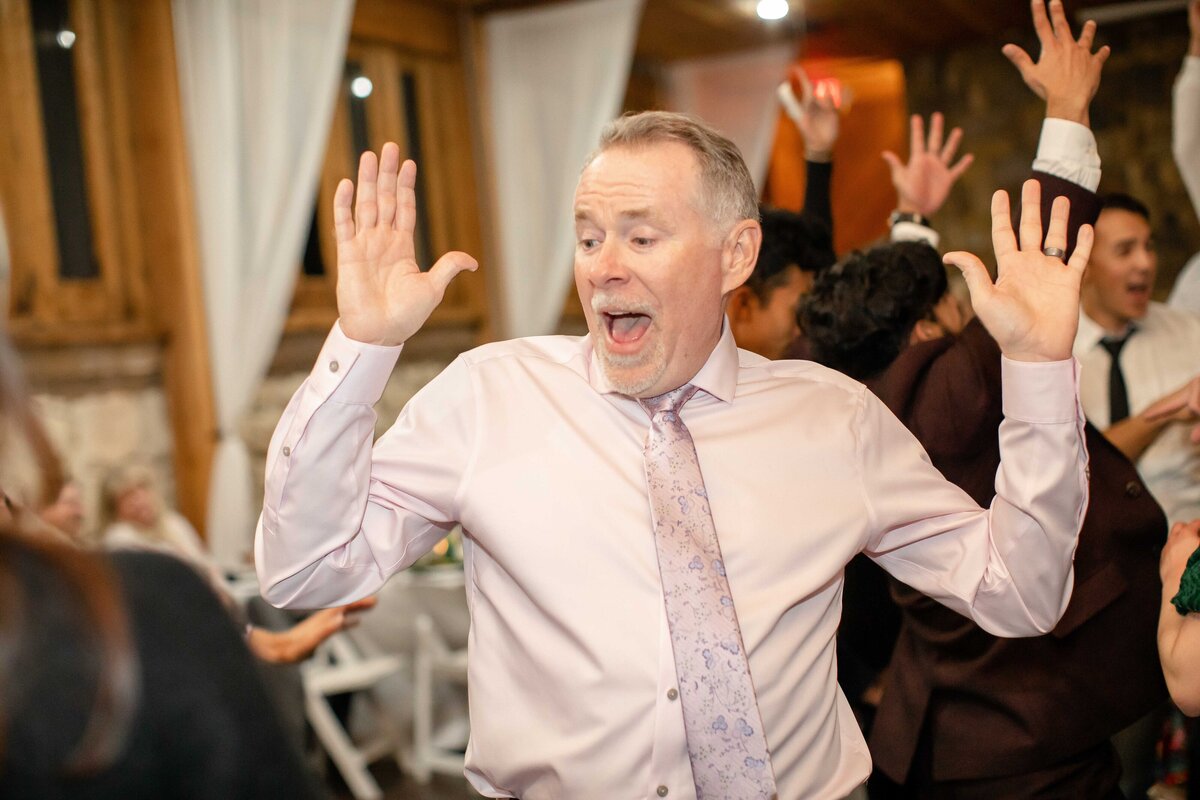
[757,0,789,20]
[350,76,373,99]
[56,29,76,49]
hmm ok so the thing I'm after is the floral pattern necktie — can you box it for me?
[640,384,778,800]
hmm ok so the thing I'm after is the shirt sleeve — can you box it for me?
[1032,118,1101,192]
[890,221,939,249]
[862,357,1088,636]
[255,322,475,608]
[1175,56,1200,217]
[801,159,834,236]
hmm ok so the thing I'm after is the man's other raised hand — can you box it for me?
[943,179,1093,363]
[334,143,478,346]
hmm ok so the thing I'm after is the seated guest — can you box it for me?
[802,6,1166,795]
[100,464,374,665]
[0,339,320,798]
[39,478,85,542]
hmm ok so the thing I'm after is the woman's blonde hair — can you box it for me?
[98,464,163,540]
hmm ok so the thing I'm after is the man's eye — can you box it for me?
[632,237,654,247]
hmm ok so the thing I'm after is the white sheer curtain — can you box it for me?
[485,0,643,339]
[172,0,354,567]
[665,44,796,191]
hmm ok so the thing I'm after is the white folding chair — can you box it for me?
[397,567,471,783]
[301,631,407,800]
[410,612,469,783]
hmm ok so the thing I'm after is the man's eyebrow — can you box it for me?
[574,207,663,224]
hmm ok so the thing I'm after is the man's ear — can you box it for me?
[721,219,762,295]
[909,319,944,344]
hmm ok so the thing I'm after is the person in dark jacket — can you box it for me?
[801,4,1165,795]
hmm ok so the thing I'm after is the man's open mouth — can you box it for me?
[1126,280,1150,301]
[602,311,653,346]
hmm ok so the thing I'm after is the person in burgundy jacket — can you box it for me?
[801,3,1167,796]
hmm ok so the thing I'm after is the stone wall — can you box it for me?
[32,386,175,542]
[900,11,1200,295]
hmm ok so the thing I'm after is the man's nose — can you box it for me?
[587,240,629,285]
[1133,246,1156,273]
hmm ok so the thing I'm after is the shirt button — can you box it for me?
[657,786,669,797]
[329,360,340,373]
[281,446,291,457]
[1125,480,1143,499]
[666,688,678,701]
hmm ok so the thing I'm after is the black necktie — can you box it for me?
[1099,334,1133,424]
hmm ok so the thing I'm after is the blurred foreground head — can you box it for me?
[0,326,136,784]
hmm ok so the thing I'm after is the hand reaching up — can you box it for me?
[943,179,1093,362]
[882,112,974,218]
[780,66,841,162]
[335,143,478,346]
[1002,0,1110,125]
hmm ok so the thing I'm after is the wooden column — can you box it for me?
[121,0,216,536]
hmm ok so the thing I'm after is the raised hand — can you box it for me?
[1002,0,1111,125]
[943,179,1093,362]
[1141,375,1200,444]
[335,143,478,346]
[780,66,841,162]
[882,112,974,218]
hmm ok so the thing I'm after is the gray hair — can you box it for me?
[586,111,760,231]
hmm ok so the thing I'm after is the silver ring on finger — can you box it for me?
[1042,246,1066,261]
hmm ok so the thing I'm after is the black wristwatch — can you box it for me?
[888,210,930,228]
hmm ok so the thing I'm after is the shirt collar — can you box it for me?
[1077,309,1139,352]
[585,317,739,404]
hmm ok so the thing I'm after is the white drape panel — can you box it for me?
[665,44,796,191]
[485,0,643,339]
[172,0,354,567]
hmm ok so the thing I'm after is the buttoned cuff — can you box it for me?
[1000,356,1080,423]
[1033,118,1101,192]
[310,321,404,406]
[890,221,939,249]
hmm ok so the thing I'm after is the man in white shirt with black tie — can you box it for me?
[1073,193,1200,526]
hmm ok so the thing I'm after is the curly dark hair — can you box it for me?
[747,206,835,302]
[799,241,948,381]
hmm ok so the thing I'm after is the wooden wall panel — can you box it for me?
[0,0,59,322]
[121,0,216,535]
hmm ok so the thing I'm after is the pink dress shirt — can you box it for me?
[256,321,1087,799]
